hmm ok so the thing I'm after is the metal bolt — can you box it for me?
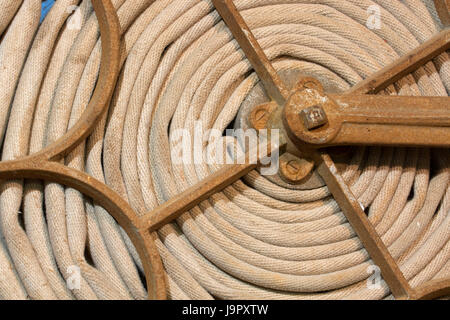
[251,108,269,130]
[294,77,324,94]
[279,154,315,184]
[255,109,268,121]
[286,160,301,176]
[249,102,277,130]
[300,105,328,130]
[303,81,320,91]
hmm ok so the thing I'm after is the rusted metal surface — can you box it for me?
[434,0,450,27]
[0,0,167,300]
[249,101,278,130]
[413,278,450,300]
[144,163,257,232]
[284,91,450,149]
[299,105,328,131]
[349,28,450,95]
[143,140,285,232]
[278,153,314,184]
[212,0,289,105]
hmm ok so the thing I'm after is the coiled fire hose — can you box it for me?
[0,0,448,300]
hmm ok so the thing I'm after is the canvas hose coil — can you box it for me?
[0,0,448,300]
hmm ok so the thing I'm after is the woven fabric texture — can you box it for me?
[0,0,448,300]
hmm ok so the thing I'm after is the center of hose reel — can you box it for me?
[234,69,354,190]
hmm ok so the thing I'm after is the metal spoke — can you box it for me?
[142,0,291,231]
[349,28,450,95]
[434,0,450,27]
[316,152,413,299]
[413,278,450,300]
[212,0,290,104]
[326,94,450,147]
[284,93,450,149]
[29,0,121,162]
[142,142,284,231]
[143,163,256,231]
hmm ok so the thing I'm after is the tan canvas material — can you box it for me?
[0,0,448,300]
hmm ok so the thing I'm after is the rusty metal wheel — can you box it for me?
[0,0,448,300]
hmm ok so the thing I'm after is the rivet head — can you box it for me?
[255,109,268,122]
[249,102,277,130]
[286,160,301,175]
[279,154,315,184]
[300,105,328,130]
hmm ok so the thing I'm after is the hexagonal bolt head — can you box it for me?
[300,105,328,130]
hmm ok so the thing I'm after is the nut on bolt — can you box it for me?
[300,105,328,130]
